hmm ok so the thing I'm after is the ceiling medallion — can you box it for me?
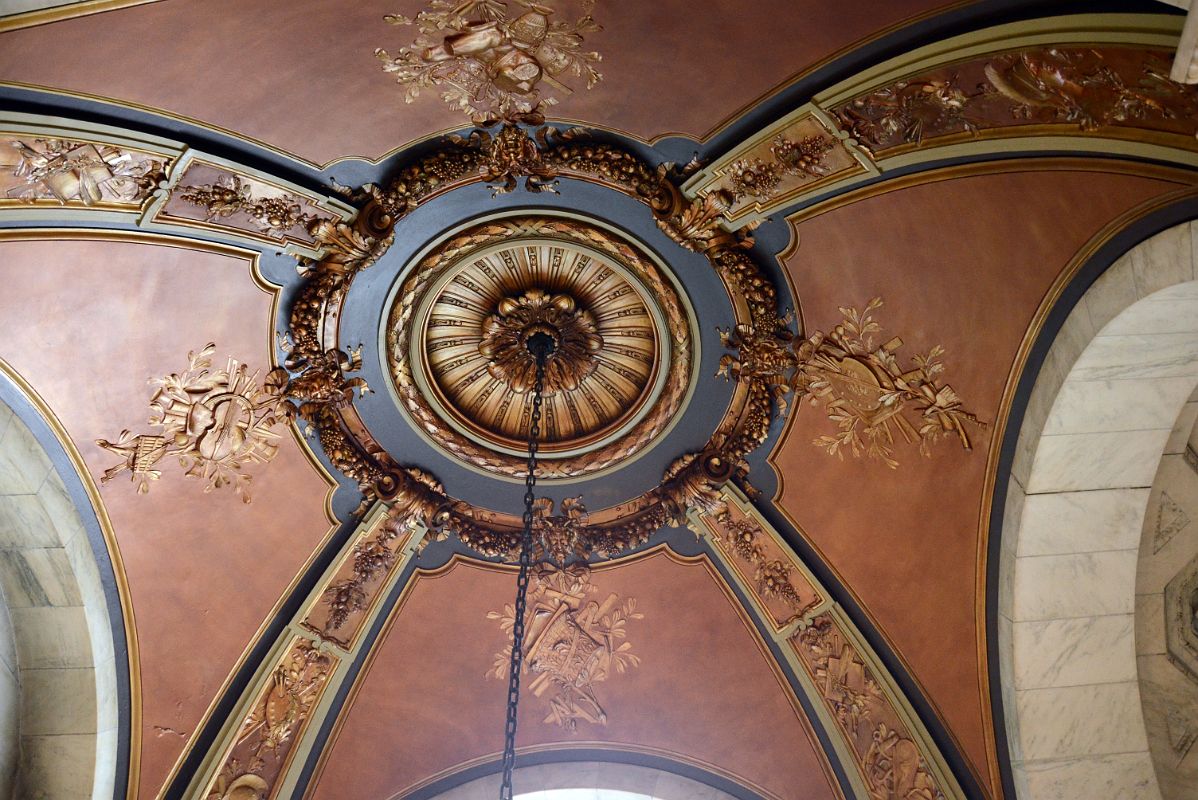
[387,215,691,478]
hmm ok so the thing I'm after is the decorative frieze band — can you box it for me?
[687,15,1198,228]
[0,111,353,258]
[694,486,963,800]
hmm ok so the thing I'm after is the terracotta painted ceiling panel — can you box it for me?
[0,0,960,165]
[312,550,839,800]
[774,167,1191,794]
[0,238,335,798]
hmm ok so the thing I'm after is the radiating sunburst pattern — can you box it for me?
[423,237,659,451]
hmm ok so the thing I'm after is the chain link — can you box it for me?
[499,353,547,800]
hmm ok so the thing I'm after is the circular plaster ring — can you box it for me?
[410,236,668,458]
[386,215,694,480]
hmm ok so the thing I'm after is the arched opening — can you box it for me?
[999,220,1198,799]
[419,760,746,800]
[0,398,119,798]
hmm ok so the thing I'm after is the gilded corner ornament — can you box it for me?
[96,344,289,501]
[716,298,982,468]
[377,0,602,123]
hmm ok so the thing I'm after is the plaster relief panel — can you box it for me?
[154,160,342,247]
[301,507,413,650]
[790,613,947,800]
[700,495,824,633]
[688,113,866,225]
[203,637,337,800]
[485,563,643,731]
[833,46,1198,157]
[95,343,290,502]
[0,136,166,208]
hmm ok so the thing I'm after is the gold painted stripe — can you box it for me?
[0,0,165,33]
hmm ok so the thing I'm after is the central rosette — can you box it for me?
[478,289,602,396]
[386,215,694,479]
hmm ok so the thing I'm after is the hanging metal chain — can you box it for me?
[499,349,548,800]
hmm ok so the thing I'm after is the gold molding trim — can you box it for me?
[784,157,1198,228]
[0,0,165,34]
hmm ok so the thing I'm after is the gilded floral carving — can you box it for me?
[177,174,320,239]
[794,299,981,467]
[717,298,981,468]
[279,121,978,564]
[377,0,602,122]
[303,512,411,648]
[478,288,602,395]
[835,46,1198,153]
[727,157,782,201]
[487,564,641,730]
[2,137,165,206]
[96,344,288,501]
[726,134,835,202]
[722,516,819,625]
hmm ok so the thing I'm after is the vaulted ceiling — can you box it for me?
[1,2,1196,800]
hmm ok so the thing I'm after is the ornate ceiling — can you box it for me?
[1,2,1197,800]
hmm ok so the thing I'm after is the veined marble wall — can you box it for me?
[998,220,1198,800]
[0,399,117,799]
[424,762,742,800]
[1136,387,1198,800]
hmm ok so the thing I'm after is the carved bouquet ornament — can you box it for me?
[377,0,603,122]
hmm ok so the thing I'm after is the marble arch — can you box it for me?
[0,391,121,798]
[998,220,1198,799]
